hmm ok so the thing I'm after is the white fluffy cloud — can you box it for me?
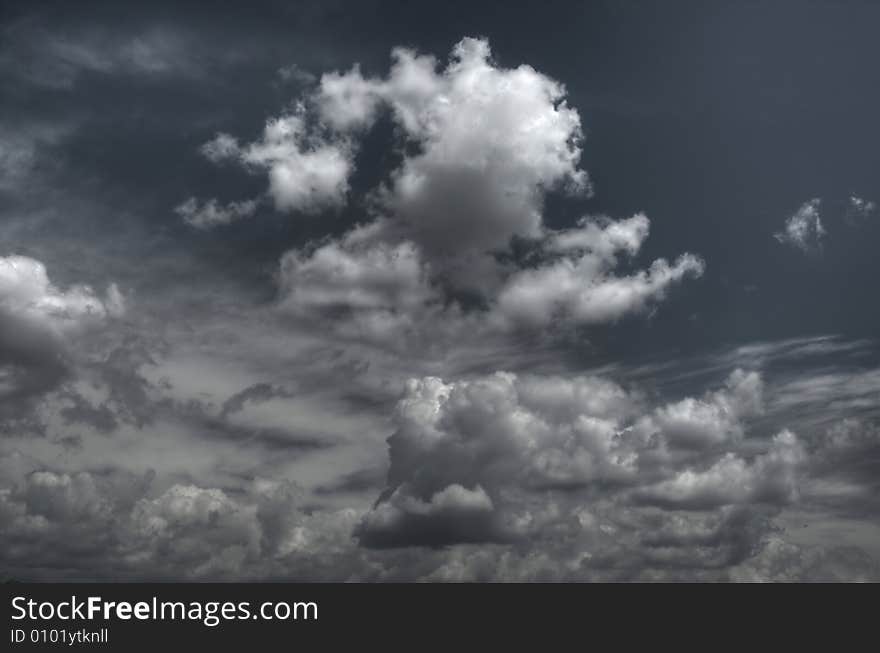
[199,108,353,214]
[774,198,825,253]
[0,255,123,332]
[637,369,763,450]
[0,255,123,427]
[191,37,703,339]
[637,430,805,509]
[277,213,702,342]
[495,215,704,328]
[315,37,589,286]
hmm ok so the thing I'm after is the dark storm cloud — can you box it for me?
[2,0,880,582]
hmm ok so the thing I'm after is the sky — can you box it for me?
[1,0,880,581]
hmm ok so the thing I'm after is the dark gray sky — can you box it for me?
[1,0,879,581]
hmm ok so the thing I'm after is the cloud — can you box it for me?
[6,24,878,583]
[774,198,826,253]
[3,349,879,580]
[820,418,880,452]
[277,63,316,86]
[494,215,704,328]
[219,382,295,419]
[193,37,703,347]
[636,430,805,509]
[0,254,123,431]
[731,536,880,582]
[196,37,594,283]
[198,108,353,214]
[0,470,363,580]
[638,369,763,450]
[356,483,501,548]
[276,215,702,346]
[0,255,123,332]
[357,368,796,557]
[200,133,240,163]
[315,37,589,288]
[0,122,73,192]
[276,220,456,349]
[130,483,262,576]
[846,194,876,222]
[0,21,200,89]
[174,196,259,229]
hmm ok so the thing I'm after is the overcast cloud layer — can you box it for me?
[2,1,880,581]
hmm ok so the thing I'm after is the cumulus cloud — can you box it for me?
[197,37,592,271]
[2,354,878,580]
[637,368,763,450]
[0,470,364,580]
[262,39,703,342]
[276,217,703,347]
[637,430,805,509]
[198,108,353,214]
[356,483,500,548]
[189,37,703,350]
[320,39,586,275]
[0,255,123,431]
[130,484,263,576]
[774,198,825,253]
[9,29,875,583]
[494,215,704,329]
[0,255,123,331]
[356,368,795,560]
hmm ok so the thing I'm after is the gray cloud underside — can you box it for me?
[2,20,880,582]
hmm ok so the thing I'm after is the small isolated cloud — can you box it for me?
[196,107,353,215]
[174,196,259,229]
[846,195,876,222]
[774,199,825,253]
[0,122,73,192]
[277,63,316,85]
[200,133,240,163]
[0,21,200,89]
